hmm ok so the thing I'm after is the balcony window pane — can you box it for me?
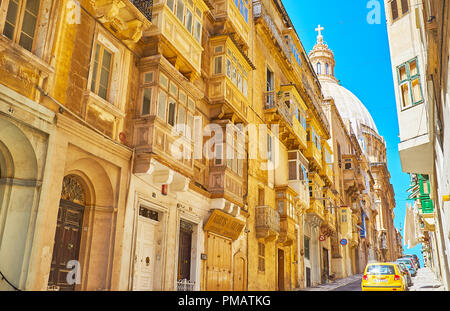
[158,91,167,120]
[226,59,231,78]
[214,56,223,75]
[166,0,175,11]
[243,79,248,97]
[399,65,408,82]
[91,44,100,92]
[187,113,193,139]
[176,0,185,22]
[4,0,19,39]
[177,106,186,133]
[400,83,411,108]
[194,20,202,42]
[401,0,409,14]
[185,9,193,33]
[159,73,169,89]
[391,0,399,20]
[411,78,422,103]
[142,88,151,115]
[288,161,297,180]
[168,100,177,126]
[409,60,418,76]
[237,73,242,92]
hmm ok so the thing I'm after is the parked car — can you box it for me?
[398,257,417,277]
[396,261,412,287]
[361,263,406,291]
[404,254,420,269]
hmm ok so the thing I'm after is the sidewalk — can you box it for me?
[298,274,363,291]
[409,267,445,291]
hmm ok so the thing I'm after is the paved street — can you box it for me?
[299,274,363,291]
[409,267,445,291]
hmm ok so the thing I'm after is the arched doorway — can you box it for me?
[48,175,86,291]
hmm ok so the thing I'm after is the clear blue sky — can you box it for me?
[281,0,423,264]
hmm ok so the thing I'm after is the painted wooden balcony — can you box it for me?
[255,206,280,242]
[288,179,309,210]
[320,162,334,186]
[280,84,308,150]
[208,36,252,123]
[263,92,304,150]
[253,0,291,63]
[305,141,323,171]
[305,199,325,221]
[323,211,336,232]
[145,0,209,80]
[211,0,251,48]
[209,166,245,207]
[275,186,298,246]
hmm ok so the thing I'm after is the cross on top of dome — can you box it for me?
[315,24,324,43]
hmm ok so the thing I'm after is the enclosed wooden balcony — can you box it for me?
[279,84,308,150]
[209,166,245,207]
[275,186,298,246]
[263,92,305,150]
[210,0,251,49]
[208,35,253,123]
[305,141,323,171]
[253,0,291,63]
[144,0,210,81]
[288,179,309,210]
[255,206,280,242]
[305,199,325,221]
[323,211,336,232]
[320,142,334,186]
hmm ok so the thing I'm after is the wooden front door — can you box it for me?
[133,217,157,291]
[322,247,329,283]
[278,249,285,291]
[48,199,84,291]
[206,233,232,291]
[233,253,246,291]
[178,222,193,281]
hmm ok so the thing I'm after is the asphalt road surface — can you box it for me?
[331,279,362,291]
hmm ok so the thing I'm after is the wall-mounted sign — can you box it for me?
[204,209,245,241]
[340,239,348,246]
[319,235,326,242]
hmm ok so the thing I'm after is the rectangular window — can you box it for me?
[90,43,113,100]
[401,0,409,14]
[158,91,167,120]
[170,82,178,98]
[390,0,399,21]
[167,100,177,126]
[187,113,193,139]
[214,56,223,75]
[3,0,42,52]
[193,19,202,42]
[226,59,232,78]
[304,236,310,260]
[159,73,169,89]
[267,134,273,162]
[177,106,185,134]
[176,0,185,22]
[166,0,175,11]
[243,79,248,97]
[142,88,152,115]
[185,9,193,33]
[258,242,265,272]
[397,57,423,109]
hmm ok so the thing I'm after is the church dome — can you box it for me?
[321,81,379,134]
[308,25,379,135]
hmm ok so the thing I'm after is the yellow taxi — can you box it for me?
[361,262,406,291]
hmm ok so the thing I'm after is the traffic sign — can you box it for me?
[340,239,348,246]
[319,235,326,242]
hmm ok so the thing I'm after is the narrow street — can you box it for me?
[331,279,362,291]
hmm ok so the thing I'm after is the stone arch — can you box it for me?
[61,157,116,290]
[65,157,114,208]
[0,118,38,180]
[0,118,40,290]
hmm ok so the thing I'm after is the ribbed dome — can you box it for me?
[321,81,379,134]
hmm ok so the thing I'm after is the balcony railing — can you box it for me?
[131,0,153,21]
[253,0,291,62]
[177,279,195,291]
[264,91,293,127]
[255,206,280,239]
